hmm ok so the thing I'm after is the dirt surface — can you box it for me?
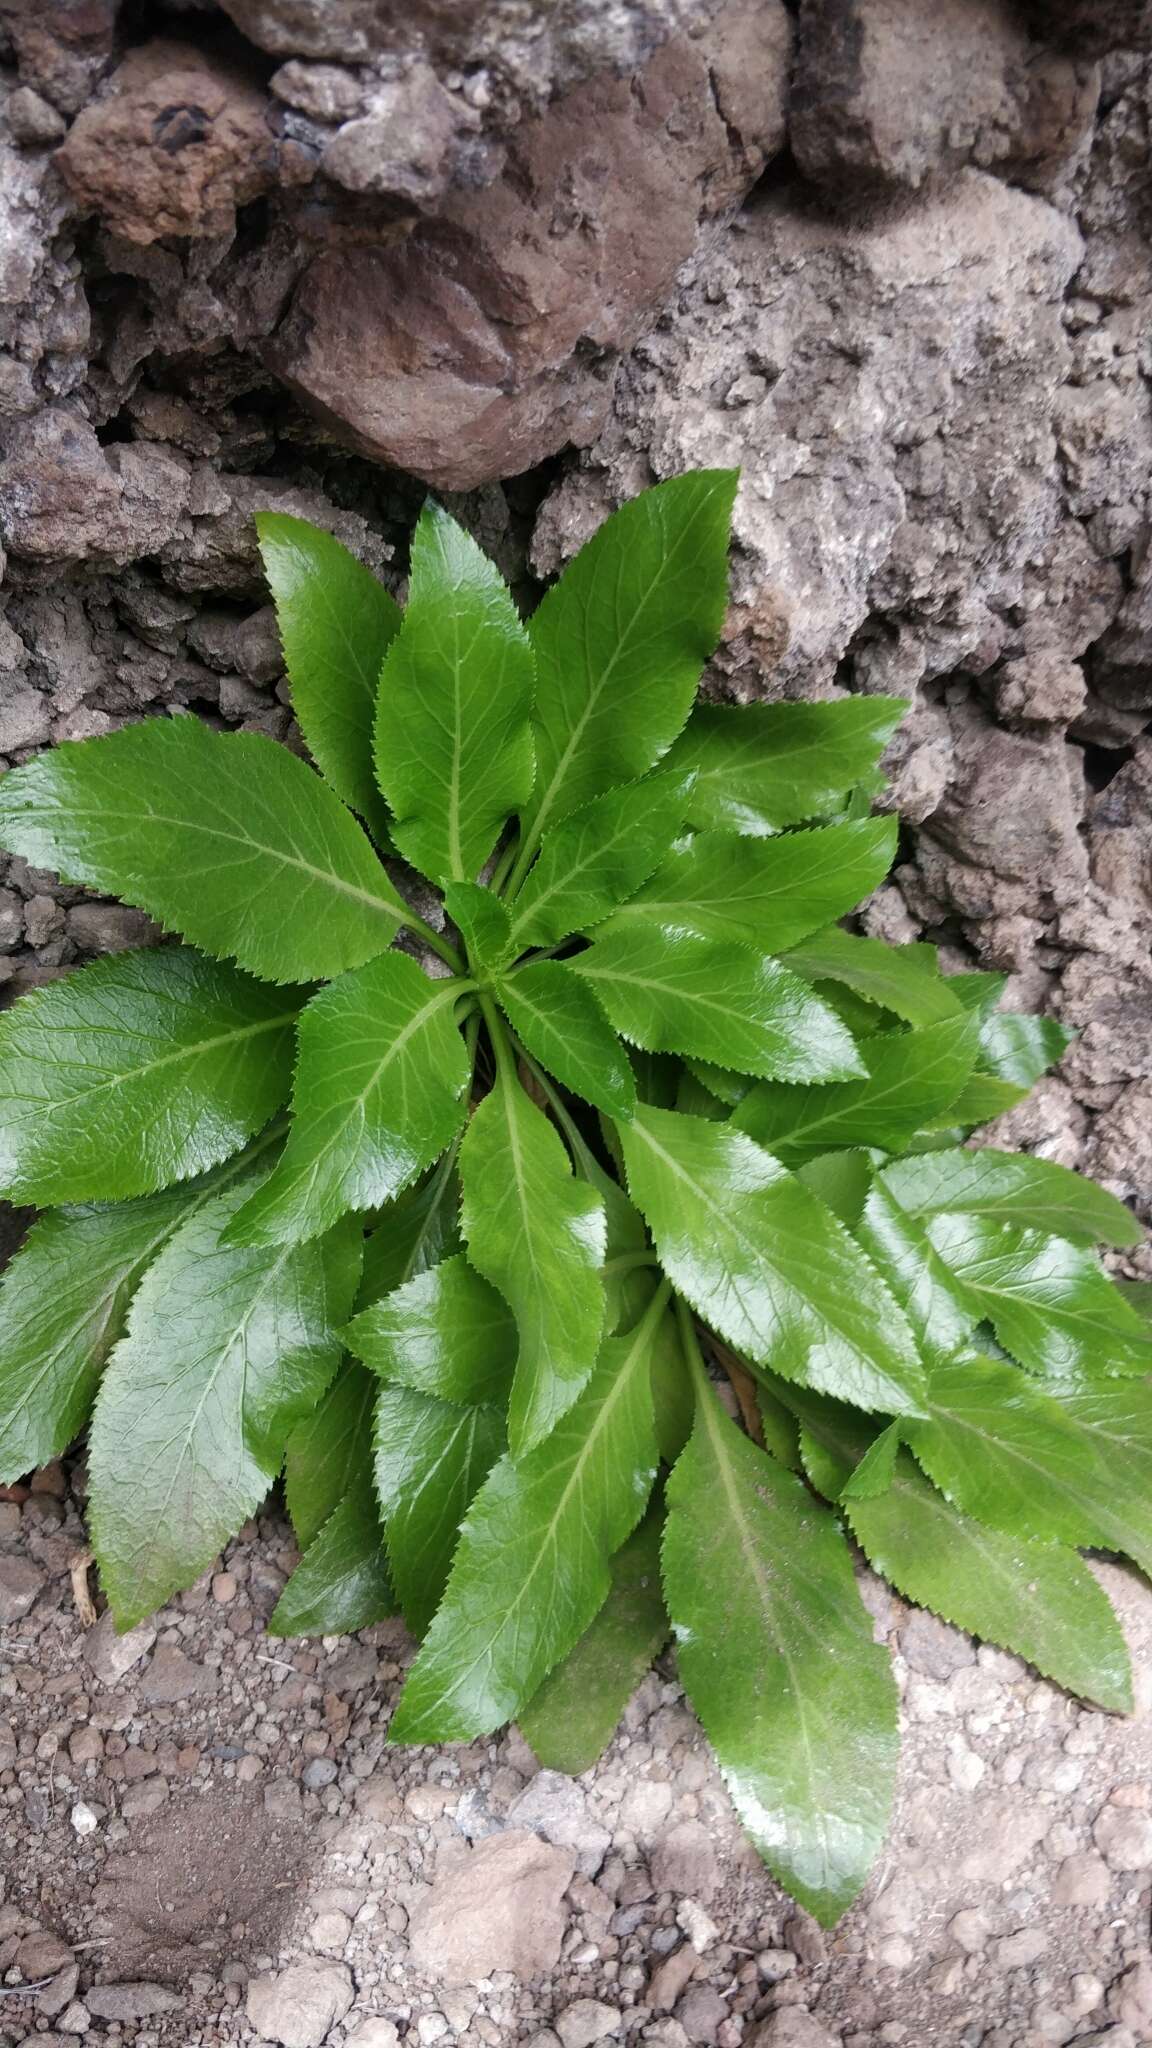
[2,1465,1151,2048]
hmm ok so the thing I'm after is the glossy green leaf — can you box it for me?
[228,954,470,1247]
[521,472,737,848]
[284,1358,378,1549]
[880,1147,1141,1248]
[0,947,298,1206]
[88,1167,345,1625]
[0,1158,260,1486]
[389,1293,661,1742]
[795,1400,1131,1714]
[573,927,866,1084]
[374,503,534,885]
[733,1016,979,1163]
[609,817,897,954]
[256,511,400,831]
[346,1253,515,1408]
[924,1213,1152,1383]
[270,1473,395,1636]
[519,1511,668,1773]
[375,1380,506,1634]
[664,697,905,838]
[357,1165,461,1308]
[906,1351,1152,1577]
[443,882,513,971]
[663,1379,898,1925]
[980,1011,1072,1084]
[510,771,693,950]
[619,1105,926,1416]
[0,717,411,986]
[498,961,636,1120]
[782,928,963,1028]
[852,1178,977,1357]
[459,1070,606,1455]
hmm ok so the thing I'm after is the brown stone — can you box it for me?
[57,39,278,244]
[267,0,791,487]
[407,1830,576,1984]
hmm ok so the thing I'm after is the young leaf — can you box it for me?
[662,1379,898,1926]
[521,472,737,849]
[357,1165,461,1308]
[459,1070,606,1455]
[0,719,417,986]
[852,1178,977,1357]
[905,1350,1152,1577]
[980,1011,1072,1085]
[255,512,400,832]
[227,954,470,1247]
[375,1381,506,1634]
[795,1400,1132,1714]
[284,1358,378,1549]
[509,771,693,950]
[374,503,534,885]
[497,961,637,1121]
[519,1511,668,1774]
[270,1473,395,1637]
[572,927,866,1084]
[0,947,298,1206]
[346,1253,515,1408]
[389,1295,661,1743]
[924,1213,1152,1384]
[0,1167,251,1485]
[880,1147,1141,1248]
[608,817,897,955]
[732,1015,979,1164]
[88,1168,345,1625]
[782,927,963,1028]
[619,1105,926,1416]
[664,698,906,837]
[443,881,513,972]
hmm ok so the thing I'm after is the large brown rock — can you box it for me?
[407,1829,577,1983]
[56,40,279,245]
[792,0,1098,200]
[267,0,791,487]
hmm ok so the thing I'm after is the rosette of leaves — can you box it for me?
[0,472,1149,1926]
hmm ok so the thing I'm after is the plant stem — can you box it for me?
[675,1293,710,1397]
[406,911,464,975]
[489,834,522,899]
[511,1038,603,1180]
[477,992,516,1083]
[504,821,542,902]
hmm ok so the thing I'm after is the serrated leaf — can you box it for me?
[795,1400,1131,1714]
[0,1156,261,1486]
[0,718,412,986]
[519,1510,668,1774]
[0,947,298,1206]
[608,817,897,954]
[346,1253,515,1407]
[733,1015,979,1164]
[662,1380,898,1925]
[270,1473,395,1636]
[389,1294,661,1742]
[905,1351,1152,1579]
[619,1105,926,1416]
[924,1213,1152,1383]
[794,1150,873,1228]
[375,1380,506,1635]
[358,1165,461,1309]
[256,511,400,832]
[284,1358,378,1549]
[374,503,534,885]
[881,1147,1140,1248]
[228,954,470,1248]
[923,1074,1030,1130]
[459,1070,606,1455]
[573,927,866,1084]
[510,771,693,950]
[852,1178,977,1357]
[443,881,513,971]
[782,928,963,1027]
[947,971,1010,1017]
[497,961,636,1120]
[664,698,906,838]
[88,1167,345,1625]
[981,1010,1071,1082]
[521,472,737,848]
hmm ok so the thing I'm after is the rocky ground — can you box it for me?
[2,1466,1152,2048]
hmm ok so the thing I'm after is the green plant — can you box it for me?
[0,472,1148,1924]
